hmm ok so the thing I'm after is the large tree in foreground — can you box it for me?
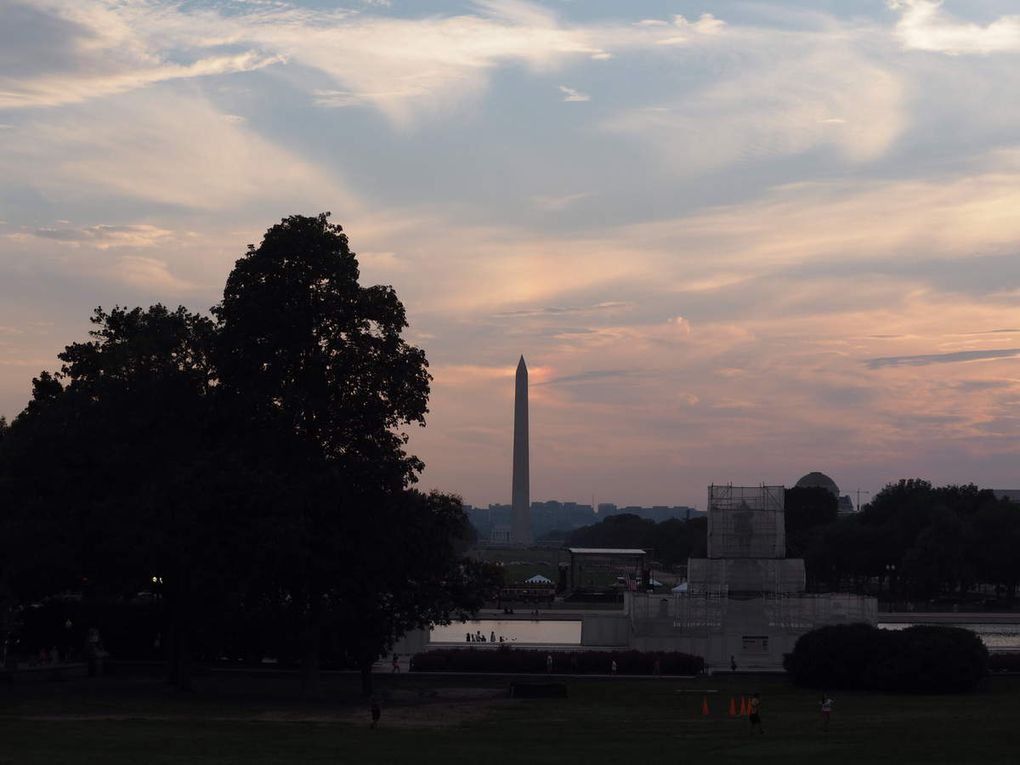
[1,214,484,695]
[0,305,244,687]
[213,213,437,694]
[214,213,429,489]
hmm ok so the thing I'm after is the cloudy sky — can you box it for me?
[2,0,1019,509]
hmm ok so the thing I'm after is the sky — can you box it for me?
[1,0,1019,510]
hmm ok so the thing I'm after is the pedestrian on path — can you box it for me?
[370,697,381,729]
[391,653,400,673]
[546,653,553,674]
[749,692,764,735]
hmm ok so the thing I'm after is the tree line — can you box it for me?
[0,214,496,695]
[567,482,1020,602]
[801,479,1020,601]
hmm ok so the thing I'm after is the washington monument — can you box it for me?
[511,355,532,545]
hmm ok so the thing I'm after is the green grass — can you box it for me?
[2,673,1020,763]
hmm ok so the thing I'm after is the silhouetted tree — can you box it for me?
[0,305,244,687]
[212,213,441,694]
[784,486,837,558]
[0,216,484,694]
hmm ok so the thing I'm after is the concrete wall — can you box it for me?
[626,591,877,669]
[580,614,631,646]
[393,628,429,655]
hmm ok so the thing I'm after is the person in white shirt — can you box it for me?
[820,694,834,731]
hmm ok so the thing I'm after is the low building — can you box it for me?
[625,484,876,669]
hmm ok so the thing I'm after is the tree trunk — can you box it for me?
[300,599,321,699]
[360,659,374,698]
[164,568,193,691]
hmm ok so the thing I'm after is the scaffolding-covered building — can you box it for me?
[626,484,876,669]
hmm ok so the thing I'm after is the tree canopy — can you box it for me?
[0,214,482,694]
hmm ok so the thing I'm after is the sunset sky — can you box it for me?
[2,0,1019,509]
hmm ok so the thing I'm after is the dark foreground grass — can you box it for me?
[3,672,1020,764]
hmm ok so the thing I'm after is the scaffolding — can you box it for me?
[764,592,878,631]
[707,484,785,559]
[673,589,728,633]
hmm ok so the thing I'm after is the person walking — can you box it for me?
[546,653,553,674]
[611,659,617,675]
[391,653,400,673]
[370,697,381,729]
[820,693,834,731]
[748,692,764,735]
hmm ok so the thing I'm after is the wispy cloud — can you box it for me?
[604,34,904,171]
[495,302,632,318]
[531,192,593,211]
[116,256,195,293]
[537,369,635,386]
[892,0,1020,54]
[558,85,590,102]
[0,0,732,126]
[867,348,1020,369]
[24,224,174,249]
[0,90,351,210]
[0,51,283,110]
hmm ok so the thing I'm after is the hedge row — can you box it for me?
[989,653,1020,672]
[784,623,988,693]
[411,648,703,675]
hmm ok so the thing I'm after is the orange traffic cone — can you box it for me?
[728,697,736,717]
[739,696,747,716]
[702,696,710,716]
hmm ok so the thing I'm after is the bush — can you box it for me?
[989,653,1020,672]
[785,623,988,693]
[411,648,703,676]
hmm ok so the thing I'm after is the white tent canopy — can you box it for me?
[524,574,553,584]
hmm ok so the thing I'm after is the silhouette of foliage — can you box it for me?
[786,623,988,693]
[0,214,484,695]
[566,515,706,567]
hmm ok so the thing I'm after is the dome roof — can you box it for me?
[795,471,840,497]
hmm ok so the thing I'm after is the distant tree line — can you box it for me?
[566,515,707,568]
[801,479,1020,602]
[565,481,1020,602]
[0,214,497,695]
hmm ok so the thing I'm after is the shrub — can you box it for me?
[411,648,703,676]
[989,653,1020,672]
[785,623,988,693]
[866,626,988,693]
[784,623,886,690]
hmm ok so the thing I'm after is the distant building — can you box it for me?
[626,484,876,669]
[795,471,857,514]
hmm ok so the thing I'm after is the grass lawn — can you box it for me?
[2,671,1020,763]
